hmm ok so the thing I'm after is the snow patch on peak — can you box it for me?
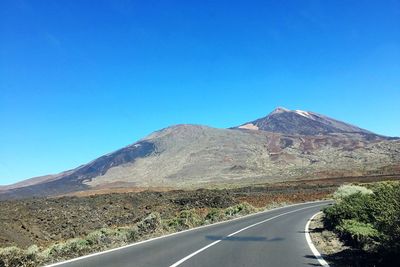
[294,110,313,119]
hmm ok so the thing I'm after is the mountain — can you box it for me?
[1,108,399,200]
[236,107,377,136]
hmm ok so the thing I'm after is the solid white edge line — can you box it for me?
[305,211,330,267]
[44,200,332,267]
[168,203,328,267]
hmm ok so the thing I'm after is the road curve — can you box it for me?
[47,201,332,267]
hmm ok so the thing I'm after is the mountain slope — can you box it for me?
[1,109,399,200]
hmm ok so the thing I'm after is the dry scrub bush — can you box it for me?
[0,245,41,267]
[333,184,372,201]
[224,202,258,218]
[165,209,204,231]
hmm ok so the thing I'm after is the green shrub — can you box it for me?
[122,227,139,243]
[336,219,379,249]
[324,181,400,255]
[324,192,373,228]
[368,182,400,253]
[205,208,224,223]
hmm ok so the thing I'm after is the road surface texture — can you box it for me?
[48,201,332,267]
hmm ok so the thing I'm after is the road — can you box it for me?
[48,201,332,267]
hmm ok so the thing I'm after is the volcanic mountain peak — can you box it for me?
[269,106,290,115]
[269,107,317,120]
[236,107,374,136]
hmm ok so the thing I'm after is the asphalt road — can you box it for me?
[48,201,332,267]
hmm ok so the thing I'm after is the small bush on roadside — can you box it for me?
[44,238,90,261]
[84,226,137,249]
[85,229,108,247]
[205,208,224,223]
[165,209,204,231]
[224,202,257,218]
[137,212,162,235]
[336,219,379,250]
[123,227,139,243]
[324,192,373,228]
[333,184,373,201]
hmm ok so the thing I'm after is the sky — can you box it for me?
[1,0,399,185]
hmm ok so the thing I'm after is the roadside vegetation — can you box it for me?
[322,181,400,265]
[0,202,277,267]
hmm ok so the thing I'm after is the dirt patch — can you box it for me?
[233,183,333,208]
[309,212,348,257]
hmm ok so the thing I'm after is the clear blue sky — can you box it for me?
[1,0,399,185]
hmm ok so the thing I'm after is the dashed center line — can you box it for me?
[169,203,325,267]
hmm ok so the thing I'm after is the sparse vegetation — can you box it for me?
[0,245,42,267]
[0,201,277,267]
[0,212,165,267]
[5,178,384,267]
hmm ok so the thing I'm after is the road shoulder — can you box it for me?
[305,212,330,266]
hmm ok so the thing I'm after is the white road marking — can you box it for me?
[305,212,330,266]
[169,203,326,267]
